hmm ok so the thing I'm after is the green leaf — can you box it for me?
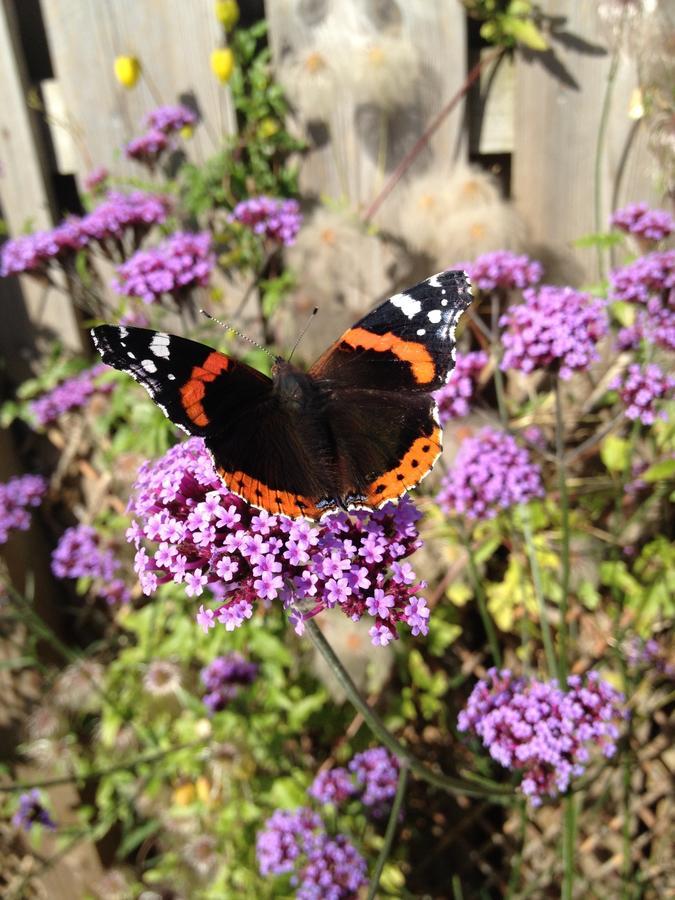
[504,16,549,50]
[642,458,675,483]
[600,434,631,472]
[117,819,161,858]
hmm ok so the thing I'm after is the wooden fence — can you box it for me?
[0,0,665,373]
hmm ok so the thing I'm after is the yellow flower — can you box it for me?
[215,0,239,31]
[114,55,141,88]
[179,125,194,141]
[257,117,279,139]
[210,47,235,83]
[196,777,212,803]
[172,783,196,806]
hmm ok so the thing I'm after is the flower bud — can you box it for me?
[215,0,239,31]
[114,55,141,88]
[210,47,235,83]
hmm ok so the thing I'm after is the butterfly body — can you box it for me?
[93,269,472,519]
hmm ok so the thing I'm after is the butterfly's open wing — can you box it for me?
[308,271,473,508]
[92,326,273,437]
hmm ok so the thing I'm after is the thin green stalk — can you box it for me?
[561,794,578,900]
[304,619,510,800]
[518,505,557,678]
[491,292,508,426]
[366,762,409,900]
[458,526,502,667]
[594,49,621,280]
[0,738,209,793]
[555,377,570,683]
[506,797,528,899]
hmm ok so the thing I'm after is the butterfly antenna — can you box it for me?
[288,307,319,363]
[200,310,276,360]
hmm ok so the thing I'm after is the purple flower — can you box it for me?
[230,196,302,246]
[500,285,608,380]
[256,808,323,876]
[611,202,673,242]
[433,350,487,426]
[51,524,131,604]
[83,166,109,192]
[349,747,399,809]
[437,427,543,520]
[13,790,56,831]
[0,474,47,544]
[200,652,258,713]
[1,220,87,276]
[465,251,543,292]
[29,364,114,426]
[624,636,675,679]
[145,104,196,133]
[610,363,675,426]
[112,231,214,304]
[458,668,626,804]
[609,249,675,313]
[308,768,356,806]
[127,438,428,646]
[80,190,169,251]
[616,305,675,354]
[124,129,170,165]
[296,834,368,900]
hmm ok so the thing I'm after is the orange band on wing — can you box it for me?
[341,327,436,384]
[180,352,231,427]
[365,429,442,504]
[217,468,322,519]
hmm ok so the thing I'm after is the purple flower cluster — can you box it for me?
[465,251,543,292]
[230,196,302,246]
[458,668,626,804]
[616,305,675,353]
[625,636,674,679]
[0,474,47,544]
[433,350,488,425]
[126,438,429,646]
[51,524,131,604]
[83,166,109,193]
[200,653,258,713]
[145,104,197,133]
[610,249,675,312]
[309,747,399,811]
[112,231,214,303]
[125,129,170,165]
[1,191,169,276]
[29,364,113,426]
[500,285,608,380]
[611,203,673,242]
[610,363,674,426]
[437,427,543,521]
[12,790,56,832]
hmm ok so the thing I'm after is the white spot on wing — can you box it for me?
[127,351,136,359]
[390,292,421,319]
[427,309,442,324]
[150,333,171,358]
[427,273,443,288]
[141,359,158,373]
[119,327,129,339]
[416,328,426,336]
[168,373,176,381]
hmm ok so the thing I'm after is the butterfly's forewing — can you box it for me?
[308,271,472,508]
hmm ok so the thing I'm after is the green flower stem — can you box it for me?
[506,797,527,898]
[0,738,210,794]
[491,292,508,426]
[304,619,510,800]
[518,505,557,679]
[458,527,502,668]
[561,794,578,900]
[366,761,409,900]
[555,377,570,683]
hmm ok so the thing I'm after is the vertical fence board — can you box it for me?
[0,0,81,358]
[40,0,235,186]
[512,2,663,281]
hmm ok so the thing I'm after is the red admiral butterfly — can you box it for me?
[92,270,472,520]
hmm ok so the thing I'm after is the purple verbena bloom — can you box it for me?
[308,768,356,806]
[0,474,47,544]
[127,437,428,645]
[256,808,323,876]
[349,747,399,809]
[83,166,109,193]
[124,129,170,165]
[437,427,543,520]
[609,249,675,314]
[145,104,196,133]
[500,285,608,380]
[29,364,114,426]
[230,196,302,246]
[433,350,488,425]
[458,668,626,804]
[112,231,214,303]
[80,190,169,250]
[13,790,56,831]
[611,202,674,242]
[466,251,543,292]
[51,524,131,604]
[610,362,675,426]
[200,652,258,713]
[624,636,675,679]
[296,834,368,900]
[1,219,87,276]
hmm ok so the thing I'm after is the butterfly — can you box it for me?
[92,270,473,520]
